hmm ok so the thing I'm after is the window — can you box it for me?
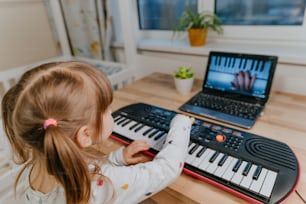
[134,0,306,42]
[137,0,197,30]
[215,0,305,25]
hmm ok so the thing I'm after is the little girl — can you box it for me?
[1,61,193,204]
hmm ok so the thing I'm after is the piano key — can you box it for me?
[148,129,160,138]
[221,157,239,181]
[214,156,234,177]
[249,168,268,193]
[134,124,145,132]
[154,131,165,140]
[253,165,262,180]
[240,164,258,189]
[114,115,122,122]
[259,170,277,198]
[239,58,243,68]
[196,146,207,157]
[231,57,236,68]
[143,127,154,136]
[116,117,127,125]
[233,159,242,172]
[152,134,167,150]
[129,122,139,130]
[218,154,228,166]
[242,162,252,176]
[231,161,248,185]
[209,151,219,163]
[118,117,129,125]
[189,147,213,168]
[121,119,132,127]
[186,144,204,164]
[206,153,224,174]
[189,143,199,154]
[198,149,216,170]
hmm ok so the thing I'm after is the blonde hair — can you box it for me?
[1,61,113,204]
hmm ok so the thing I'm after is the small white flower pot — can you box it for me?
[174,77,194,95]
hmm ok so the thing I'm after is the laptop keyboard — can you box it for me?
[189,93,262,120]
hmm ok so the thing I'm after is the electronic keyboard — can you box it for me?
[111,103,300,204]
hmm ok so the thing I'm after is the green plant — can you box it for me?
[175,10,223,34]
[174,66,194,79]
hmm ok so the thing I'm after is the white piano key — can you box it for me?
[152,133,167,151]
[114,115,122,122]
[206,153,224,174]
[231,161,248,185]
[249,168,268,193]
[221,158,238,181]
[198,149,216,171]
[259,170,277,198]
[189,147,211,168]
[214,156,234,178]
[185,143,200,163]
[240,164,258,189]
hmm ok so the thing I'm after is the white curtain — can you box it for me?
[48,0,114,61]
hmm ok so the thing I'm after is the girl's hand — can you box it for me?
[123,140,150,165]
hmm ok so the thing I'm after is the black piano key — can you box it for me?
[121,119,132,127]
[114,116,122,122]
[228,57,232,68]
[253,165,263,180]
[154,131,165,140]
[260,61,265,72]
[148,129,159,138]
[256,60,261,71]
[250,60,255,70]
[117,118,127,125]
[218,154,228,166]
[253,60,258,71]
[224,57,228,68]
[196,146,207,157]
[218,56,222,66]
[233,159,242,172]
[129,122,139,130]
[134,124,145,132]
[209,151,219,163]
[239,58,243,68]
[243,162,252,176]
[189,143,199,155]
[143,127,154,136]
[231,57,236,67]
[243,58,247,69]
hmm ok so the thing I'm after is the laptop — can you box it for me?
[179,51,278,129]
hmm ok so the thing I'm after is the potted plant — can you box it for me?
[174,66,195,95]
[175,10,223,46]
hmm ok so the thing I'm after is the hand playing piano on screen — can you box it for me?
[123,140,151,165]
[231,71,256,92]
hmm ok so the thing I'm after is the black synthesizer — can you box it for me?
[111,103,300,204]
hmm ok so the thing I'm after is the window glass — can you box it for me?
[137,0,197,30]
[215,0,306,25]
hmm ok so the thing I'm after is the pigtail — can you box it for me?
[1,86,31,164]
[44,126,91,204]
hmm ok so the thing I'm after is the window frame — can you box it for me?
[132,0,306,43]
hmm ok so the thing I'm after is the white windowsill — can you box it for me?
[136,39,306,66]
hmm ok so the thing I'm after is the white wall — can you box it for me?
[0,0,57,71]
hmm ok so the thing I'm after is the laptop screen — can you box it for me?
[203,51,278,99]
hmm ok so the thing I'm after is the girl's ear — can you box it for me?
[75,126,92,148]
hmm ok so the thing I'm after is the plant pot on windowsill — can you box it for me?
[174,66,194,95]
[188,28,208,46]
[174,10,223,47]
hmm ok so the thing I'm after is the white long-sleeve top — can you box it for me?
[24,114,192,204]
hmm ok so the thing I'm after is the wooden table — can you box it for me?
[99,73,306,204]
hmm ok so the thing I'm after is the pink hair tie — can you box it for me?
[43,118,58,130]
